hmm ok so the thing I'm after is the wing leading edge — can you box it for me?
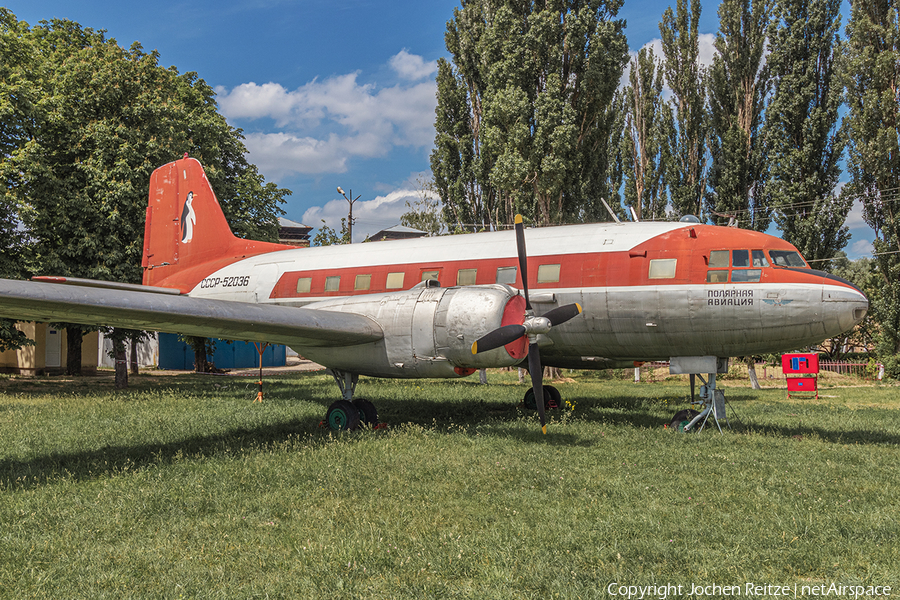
[0,278,383,348]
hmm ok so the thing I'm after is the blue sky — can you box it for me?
[3,0,872,256]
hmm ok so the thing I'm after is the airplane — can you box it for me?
[0,156,869,433]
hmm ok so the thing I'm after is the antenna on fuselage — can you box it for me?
[629,206,640,222]
[600,198,621,224]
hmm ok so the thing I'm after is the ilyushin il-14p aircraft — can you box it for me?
[0,156,869,433]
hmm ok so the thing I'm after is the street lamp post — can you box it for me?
[337,186,361,243]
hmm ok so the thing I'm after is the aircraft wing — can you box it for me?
[0,278,383,348]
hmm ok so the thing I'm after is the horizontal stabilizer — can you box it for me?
[0,278,383,348]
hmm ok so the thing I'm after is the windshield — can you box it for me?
[769,250,807,268]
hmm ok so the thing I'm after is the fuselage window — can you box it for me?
[421,270,440,282]
[385,272,405,289]
[732,249,750,268]
[296,277,312,294]
[731,269,762,283]
[496,266,517,285]
[707,270,729,283]
[354,274,372,291]
[769,250,807,267]
[648,258,677,279]
[324,276,341,292]
[537,264,561,283]
[752,250,770,267]
[708,250,729,268]
[457,268,477,286]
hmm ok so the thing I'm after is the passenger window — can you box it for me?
[707,270,729,283]
[732,249,750,268]
[296,277,312,294]
[354,274,371,291]
[648,258,677,279]
[752,250,770,267]
[457,269,477,286]
[324,276,340,292]
[496,266,517,285]
[421,270,440,282]
[732,269,762,283]
[386,272,405,289]
[709,250,729,268]
[537,264,560,283]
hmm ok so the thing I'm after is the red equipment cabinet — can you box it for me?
[782,353,819,399]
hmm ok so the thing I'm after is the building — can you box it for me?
[367,225,428,242]
[278,217,312,247]
[0,323,99,375]
[157,333,286,370]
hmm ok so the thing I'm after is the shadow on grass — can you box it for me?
[4,376,898,489]
[0,416,332,491]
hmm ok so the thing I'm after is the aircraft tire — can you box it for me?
[545,385,562,409]
[523,387,555,410]
[353,398,378,427]
[326,400,361,431]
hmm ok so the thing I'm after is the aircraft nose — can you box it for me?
[821,273,868,332]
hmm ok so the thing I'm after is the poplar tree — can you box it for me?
[622,46,672,221]
[705,0,772,230]
[659,0,709,219]
[432,0,629,229]
[763,0,848,265]
[843,0,900,376]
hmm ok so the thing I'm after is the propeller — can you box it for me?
[471,214,583,434]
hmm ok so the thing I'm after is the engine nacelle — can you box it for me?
[297,283,527,378]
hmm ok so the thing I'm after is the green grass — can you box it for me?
[1,370,898,599]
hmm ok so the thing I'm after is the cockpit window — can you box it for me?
[769,250,807,267]
[709,250,729,268]
[732,249,750,268]
[752,250,769,267]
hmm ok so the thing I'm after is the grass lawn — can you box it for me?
[1,368,898,599]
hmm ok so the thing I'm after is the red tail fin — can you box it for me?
[142,157,292,291]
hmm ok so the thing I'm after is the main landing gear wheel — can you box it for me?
[353,398,378,427]
[326,400,361,431]
[523,385,561,410]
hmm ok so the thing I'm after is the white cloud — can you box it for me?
[849,238,874,258]
[389,49,438,81]
[302,188,420,243]
[625,34,720,93]
[845,197,868,229]
[215,50,438,178]
[242,132,349,176]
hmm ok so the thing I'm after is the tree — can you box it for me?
[0,15,289,379]
[705,0,773,230]
[0,9,37,353]
[432,0,629,230]
[659,0,709,218]
[621,46,671,221]
[400,176,444,236]
[312,218,350,246]
[825,253,877,358]
[843,0,900,376]
[763,0,848,267]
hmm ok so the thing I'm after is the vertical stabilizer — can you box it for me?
[142,157,292,291]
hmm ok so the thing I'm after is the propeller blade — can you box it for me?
[542,302,583,327]
[471,323,527,354]
[527,342,547,435]
[514,215,531,310]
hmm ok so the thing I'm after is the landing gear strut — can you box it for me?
[681,372,728,433]
[668,357,730,434]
